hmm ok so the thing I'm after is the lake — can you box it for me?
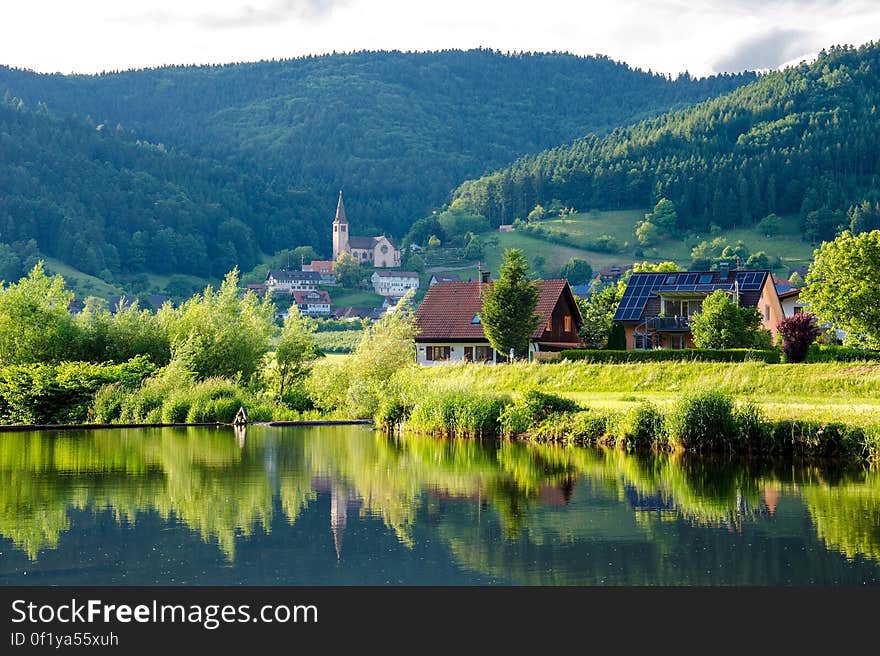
[1,425,879,585]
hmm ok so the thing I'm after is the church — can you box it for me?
[332,191,401,268]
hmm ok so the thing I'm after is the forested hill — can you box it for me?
[0,50,755,238]
[0,98,324,282]
[452,42,880,242]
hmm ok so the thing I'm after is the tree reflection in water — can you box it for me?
[0,425,879,582]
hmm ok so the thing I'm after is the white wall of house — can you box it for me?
[416,343,498,365]
[266,278,318,292]
[371,273,419,297]
[781,295,805,317]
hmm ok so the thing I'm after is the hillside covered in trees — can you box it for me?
[453,43,880,243]
[0,97,323,283]
[0,50,754,258]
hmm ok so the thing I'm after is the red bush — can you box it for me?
[777,313,821,363]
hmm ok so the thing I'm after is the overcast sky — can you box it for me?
[3,1,879,77]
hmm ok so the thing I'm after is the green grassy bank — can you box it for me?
[380,361,880,461]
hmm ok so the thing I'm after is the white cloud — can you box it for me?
[1,0,878,75]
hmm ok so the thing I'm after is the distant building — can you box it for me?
[498,224,514,233]
[332,306,377,321]
[371,270,420,298]
[331,191,401,267]
[247,283,267,295]
[303,260,337,285]
[291,289,332,316]
[779,288,804,317]
[143,295,171,312]
[597,265,629,285]
[570,283,592,299]
[429,273,461,286]
[266,269,321,293]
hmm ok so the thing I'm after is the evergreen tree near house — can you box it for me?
[480,249,541,359]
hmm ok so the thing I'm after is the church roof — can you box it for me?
[349,236,379,249]
[334,190,348,224]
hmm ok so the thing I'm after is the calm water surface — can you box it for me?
[2,425,879,585]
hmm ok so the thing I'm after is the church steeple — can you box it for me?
[332,190,349,259]
[334,190,348,224]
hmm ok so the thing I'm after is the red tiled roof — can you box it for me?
[415,279,572,341]
[303,260,336,273]
[292,290,331,304]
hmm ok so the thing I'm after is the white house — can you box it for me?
[371,270,420,298]
[266,270,322,293]
[291,290,332,316]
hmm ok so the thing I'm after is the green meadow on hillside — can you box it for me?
[431,209,815,281]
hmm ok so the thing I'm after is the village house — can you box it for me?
[332,191,401,267]
[302,260,337,285]
[291,289,332,316]
[613,265,784,349]
[414,277,582,365]
[371,270,420,298]
[265,269,322,293]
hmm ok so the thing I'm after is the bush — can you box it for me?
[805,344,880,362]
[778,313,821,363]
[0,357,156,425]
[498,390,580,437]
[615,401,667,449]
[667,391,739,452]
[559,349,781,363]
[408,389,511,437]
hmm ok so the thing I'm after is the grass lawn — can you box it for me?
[404,360,880,429]
[329,290,384,308]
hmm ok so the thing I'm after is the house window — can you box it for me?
[471,314,481,324]
[426,346,450,361]
[475,345,494,362]
[764,304,770,320]
[564,315,572,332]
[794,306,804,315]
[463,346,474,362]
[547,316,553,331]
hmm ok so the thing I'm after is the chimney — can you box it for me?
[481,270,491,284]
[719,261,730,279]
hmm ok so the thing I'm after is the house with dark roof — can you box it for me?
[429,273,461,286]
[414,279,582,364]
[613,266,784,350]
[266,269,322,293]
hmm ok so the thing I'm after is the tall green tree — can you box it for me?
[275,307,321,400]
[559,258,593,285]
[335,253,362,289]
[0,262,78,364]
[576,280,625,349]
[159,268,275,382]
[800,230,880,348]
[690,290,767,349]
[480,249,541,359]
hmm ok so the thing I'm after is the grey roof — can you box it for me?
[373,270,419,278]
[348,236,379,250]
[267,270,322,282]
[613,270,770,323]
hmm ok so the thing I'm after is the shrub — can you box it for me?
[615,401,667,449]
[805,344,880,362]
[408,389,510,437]
[558,349,780,363]
[498,390,580,437]
[778,313,821,363]
[667,391,739,452]
[0,357,155,425]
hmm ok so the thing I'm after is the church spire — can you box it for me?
[334,190,348,224]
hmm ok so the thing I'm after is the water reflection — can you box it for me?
[1,426,879,584]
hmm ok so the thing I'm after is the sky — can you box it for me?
[2,0,880,77]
